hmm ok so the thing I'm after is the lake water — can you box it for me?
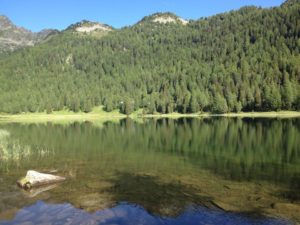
[0,118,299,225]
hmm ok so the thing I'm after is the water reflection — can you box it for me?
[1,118,299,186]
[0,118,299,223]
[0,201,291,225]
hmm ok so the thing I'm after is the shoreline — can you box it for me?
[0,111,300,123]
[140,111,300,118]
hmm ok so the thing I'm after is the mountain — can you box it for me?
[0,15,58,54]
[66,20,113,32]
[0,0,299,114]
[65,20,113,38]
[138,13,189,25]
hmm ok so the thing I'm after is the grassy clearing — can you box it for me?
[0,106,299,123]
[0,106,126,124]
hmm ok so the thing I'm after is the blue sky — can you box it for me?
[1,0,285,32]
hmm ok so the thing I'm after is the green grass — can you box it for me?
[0,106,126,124]
[0,106,299,123]
[135,110,300,119]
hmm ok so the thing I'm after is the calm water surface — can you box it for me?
[0,118,299,225]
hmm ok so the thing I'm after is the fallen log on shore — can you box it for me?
[17,170,66,189]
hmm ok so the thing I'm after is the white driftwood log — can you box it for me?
[17,170,65,189]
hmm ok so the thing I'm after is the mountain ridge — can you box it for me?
[0,0,296,33]
[0,15,59,53]
[1,0,295,53]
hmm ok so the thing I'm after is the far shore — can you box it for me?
[140,111,300,118]
[0,108,300,123]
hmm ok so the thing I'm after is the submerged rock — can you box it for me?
[17,170,65,189]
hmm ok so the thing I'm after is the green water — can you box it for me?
[0,118,299,224]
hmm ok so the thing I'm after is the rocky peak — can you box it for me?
[67,20,113,33]
[139,13,189,25]
[0,15,58,54]
[0,15,13,29]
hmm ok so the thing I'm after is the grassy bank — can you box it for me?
[141,111,300,118]
[0,107,300,123]
[0,107,126,124]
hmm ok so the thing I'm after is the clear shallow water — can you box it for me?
[0,118,299,224]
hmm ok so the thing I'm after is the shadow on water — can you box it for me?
[105,172,283,222]
[106,172,214,217]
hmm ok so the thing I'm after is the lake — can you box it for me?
[0,118,299,225]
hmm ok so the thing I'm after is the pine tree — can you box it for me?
[83,99,93,113]
[189,96,199,113]
[212,94,229,113]
[282,74,294,109]
[46,104,52,114]
[123,98,134,115]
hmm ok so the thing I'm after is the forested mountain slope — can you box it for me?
[0,0,299,114]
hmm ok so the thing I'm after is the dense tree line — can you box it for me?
[0,0,299,114]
